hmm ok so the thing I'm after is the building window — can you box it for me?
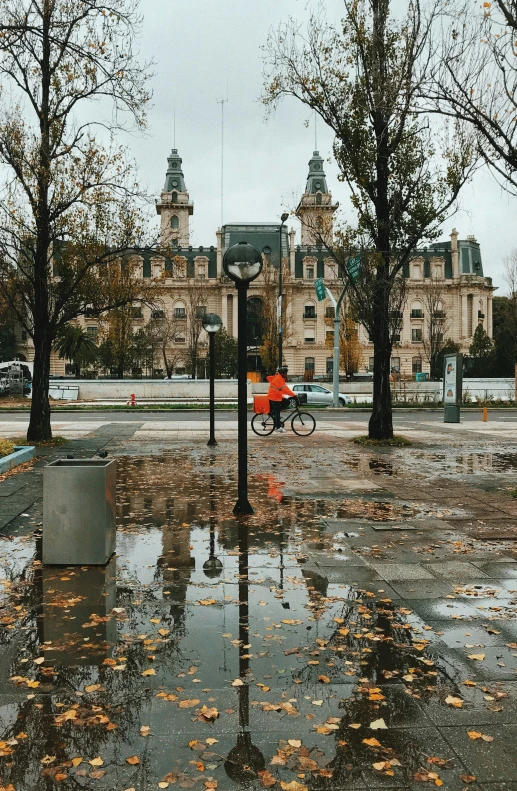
[306,267,314,280]
[325,306,335,318]
[412,356,422,374]
[412,263,422,280]
[305,357,315,378]
[368,357,375,372]
[21,330,27,341]
[326,357,333,374]
[130,306,142,319]
[391,357,400,373]
[142,259,151,278]
[316,193,322,205]
[304,303,316,318]
[86,326,98,339]
[171,191,178,203]
[152,310,164,319]
[174,306,186,319]
[262,246,272,264]
[171,215,179,230]
[174,335,186,344]
[410,302,423,318]
[304,333,316,343]
[393,333,401,343]
[175,367,185,375]
[411,327,423,342]
[196,306,207,319]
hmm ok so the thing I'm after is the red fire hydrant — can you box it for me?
[127,393,137,407]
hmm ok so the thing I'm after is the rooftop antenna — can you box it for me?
[173,109,176,148]
[217,83,229,228]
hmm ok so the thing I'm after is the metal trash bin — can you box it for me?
[43,458,116,565]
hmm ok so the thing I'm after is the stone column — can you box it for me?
[216,228,223,279]
[289,229,296,277]
[487,296,493,338]
[221,291,228,331]
[461,292,468,338]
[451,228,459,279]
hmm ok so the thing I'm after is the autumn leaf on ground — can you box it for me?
[71,757,82,767]
[41,755,56,765]
[258,769,277,787]
[280,782,308,791]
[445,695,463,708]
[205,738,218,745]
[288,739,301,747]
[467,731,494,742]
[178,699,200,709]
[89,757,104,767]
[189,740,207,750]
[140,725,150,736]
[198,706,219,722]
[370,718,387,729]
[467,654,485,661]
[459,775,477,783]
[318,675,330,684]
[141,668,156,676]
[126,756,140,765]
[363,737,382,747]
[231,679,244,686]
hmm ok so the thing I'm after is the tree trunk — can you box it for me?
[369,341,393,439]
[27,333,52,442]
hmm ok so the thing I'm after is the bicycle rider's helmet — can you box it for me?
[277,366,288,376]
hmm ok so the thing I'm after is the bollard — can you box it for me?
[483,406,488,422]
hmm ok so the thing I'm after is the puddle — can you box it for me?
[0,455,514,789]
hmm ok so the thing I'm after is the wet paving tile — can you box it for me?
[2,449,517,789]
[473,562,517,579]
[440,724,517,783]
[423,562,490,580]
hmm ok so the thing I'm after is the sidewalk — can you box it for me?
[0,426,516,789]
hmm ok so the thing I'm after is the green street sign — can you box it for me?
[346,253,361,283]
[314,277,326,301]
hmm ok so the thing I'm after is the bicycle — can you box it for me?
[251,397,316,437]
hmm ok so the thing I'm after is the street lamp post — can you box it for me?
[223,242,263,515]
[202,313,222,447]
[278,212,289,368]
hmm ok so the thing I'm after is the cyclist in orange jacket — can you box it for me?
[267,366,295,433]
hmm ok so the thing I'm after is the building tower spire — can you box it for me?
[296,151,338,246]
[156,147,194,247]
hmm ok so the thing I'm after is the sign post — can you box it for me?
[315,278,347,408]
[443,353,463,423]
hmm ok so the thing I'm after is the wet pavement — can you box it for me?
[0,427,517,789]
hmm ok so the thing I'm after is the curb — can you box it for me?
[0,445,35,474]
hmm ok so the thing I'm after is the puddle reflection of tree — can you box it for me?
[292,587,465,789]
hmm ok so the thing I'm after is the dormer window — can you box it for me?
[171,191,178,203]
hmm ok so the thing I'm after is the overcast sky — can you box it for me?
[130,0,515,294]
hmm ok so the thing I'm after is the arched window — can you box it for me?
[262,246,272,264]
[411,300,423,318]
[174,301,186,319]
[171,215,179,230]
[171,192,178,203]
[316,193,322,205]
[304,357,315,382]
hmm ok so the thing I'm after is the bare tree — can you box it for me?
[184,282,211,379]
[257,257,293,375]
[0,0,153,441]
[263,0,476,438]
[147,308,185,378]
[426,1,517,193]
[421,276,449,379]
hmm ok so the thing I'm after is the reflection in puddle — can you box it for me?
[0,454,512,789]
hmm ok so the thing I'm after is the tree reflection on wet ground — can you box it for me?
[0,451,516,789]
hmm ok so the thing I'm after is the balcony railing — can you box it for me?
[433,311,445,319]
[478,311,485,319]
[303,311,317,319]
[410,310,423,318]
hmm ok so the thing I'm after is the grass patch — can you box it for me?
[510,489,517,499]
[12,435,68,447]
[353,434,412,447]
[0,439,15,458]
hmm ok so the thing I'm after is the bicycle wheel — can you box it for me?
[251,413,275,436]
[291,411,316,437]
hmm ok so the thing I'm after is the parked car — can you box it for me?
[291,384,352,407]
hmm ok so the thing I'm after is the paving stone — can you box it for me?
[473,562,517,579]
[440,724,517,783]
[423,561,490,580]
[367,563,435,580]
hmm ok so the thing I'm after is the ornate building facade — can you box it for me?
[17,147,495,379]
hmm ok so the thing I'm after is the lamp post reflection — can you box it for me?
[224,524,265,782]
[203,468,223,578]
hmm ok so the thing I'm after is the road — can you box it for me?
[0,408,514,424]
